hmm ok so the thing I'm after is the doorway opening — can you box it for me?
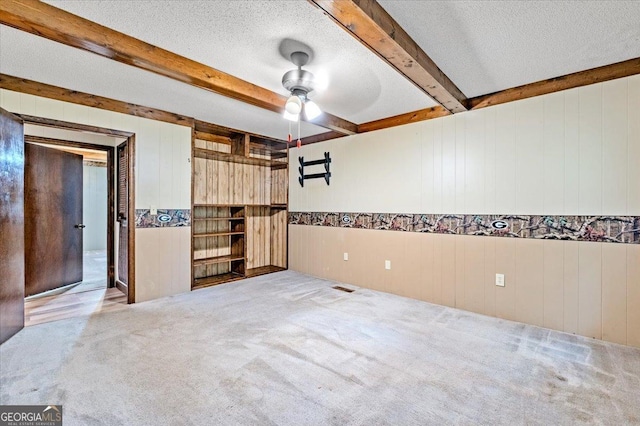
[17,115,136,326]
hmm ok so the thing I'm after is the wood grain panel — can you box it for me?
[270,209,287,268]
[495,238,516,321]
[440,234,456,308]
[601,243,627,345]
[543,240,564,332]
[627,244,640,348]
[417,232,434,303]
[463,236,485,315]
[483,237,496,317]
[515,239,544,327]
[563,242,580,334]
[0,108,24,344]
[578,242,602,339]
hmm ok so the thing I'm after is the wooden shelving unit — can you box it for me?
[191,124,288,289]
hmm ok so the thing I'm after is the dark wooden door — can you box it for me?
[117,141,128,286]
[25,143,83,296]
[0,108,25,344]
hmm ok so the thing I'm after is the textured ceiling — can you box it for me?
[2,1,639,139]
[0,26,327,140]
[378,0,640,98]
[41,0,436,122]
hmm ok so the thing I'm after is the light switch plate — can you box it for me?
[150,205,157,215]
[385,260,391,270]
[496,273,505,287]
[343,252,349,261]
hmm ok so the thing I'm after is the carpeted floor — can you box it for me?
[1,271,639,425]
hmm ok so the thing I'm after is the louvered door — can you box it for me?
[117,141,129,286]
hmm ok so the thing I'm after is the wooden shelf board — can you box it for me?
[192,272,244,290]
[193,231,244,237]
[270,204,287,209]
[193,255,245,266]
[249,148,288,159]
[194,148,288,169]
[193,204,246,208]
[246,265,287,278]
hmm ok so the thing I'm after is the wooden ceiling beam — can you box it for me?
[0,0,357,135]
[357,106,450,133]
[468,57,640,110]
[309,0,467,114]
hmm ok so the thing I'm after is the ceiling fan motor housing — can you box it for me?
[282,68,315,97]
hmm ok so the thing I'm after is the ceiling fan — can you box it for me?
[281,51,322,122]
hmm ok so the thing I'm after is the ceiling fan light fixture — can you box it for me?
[304,100,322,120]
[283,110,299,122]
[285,94,302,115]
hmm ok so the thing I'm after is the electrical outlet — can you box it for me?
[343,252,349,261]
[150,205,157,215]
[495,273,505,287]
[385,260,391,270]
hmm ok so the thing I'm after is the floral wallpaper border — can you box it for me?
[135,209,191,228]
[288,212,640,244]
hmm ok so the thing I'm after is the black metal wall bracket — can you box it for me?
[298,152,331,187]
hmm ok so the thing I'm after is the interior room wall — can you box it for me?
[288,75,640,348]
[1,89,192,303]
[83,163,108,251]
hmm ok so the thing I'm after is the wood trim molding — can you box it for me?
[18,114,133,137]
[299,131,347,146]
[1,74,193,127]
[357,106,450,133]
[0,0,356,135]
[467,57,640,110]
[309,0,467,114]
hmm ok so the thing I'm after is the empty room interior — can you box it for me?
[0,1,639,424]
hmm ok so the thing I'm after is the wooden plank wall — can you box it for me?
[271,209,287,268]
[246,207,270,269]
[271,168,287,205]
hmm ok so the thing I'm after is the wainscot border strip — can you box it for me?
[135,209,191,228]
[288,212,639,244]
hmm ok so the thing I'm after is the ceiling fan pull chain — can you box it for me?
[297,119,301,149]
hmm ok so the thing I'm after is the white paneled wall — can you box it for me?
[1,89,192,302]
[290,75,640,216]
[83,164,108,251]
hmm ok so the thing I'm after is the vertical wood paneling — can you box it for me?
[432,120,443,213]
[484,108,496,213]
[441,117,456,213]
[432,233,443,305]
[563,242,580,334]
[578,84,603,215]
[494,104,516,214]
[454,115,466,213]
[515,239,544,327]
[454,235,465,309]
[420,121,434,211]
[495,238,516,320]
[601,243,627,345]
[464,236,485,314]
[543,92,565,214]
[542,240,564,331]
[602,79,628,215]
[418,232,434,303]
[483,237,496,317]
[563,88,580,215]
[440,234,456,308]
[628,75,640,215]
[627,244,640,348]
[578,242,602,339]
[515,98,544,214]
[464,111,485,213]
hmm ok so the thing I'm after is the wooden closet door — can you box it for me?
[0,108,25,344]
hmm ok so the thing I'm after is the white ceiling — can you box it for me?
[379,0,640,98]
[2,1,639,139]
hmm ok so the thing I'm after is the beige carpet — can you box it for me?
[1,271,639,425]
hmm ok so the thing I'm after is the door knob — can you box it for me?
[75,224,86,229]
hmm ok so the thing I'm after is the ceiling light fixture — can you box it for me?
[282,51,323,122]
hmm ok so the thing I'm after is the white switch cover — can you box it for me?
[150,206,157,215]
[343,252,349,261]
[495,273,505,287]
[385,260,391,270]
